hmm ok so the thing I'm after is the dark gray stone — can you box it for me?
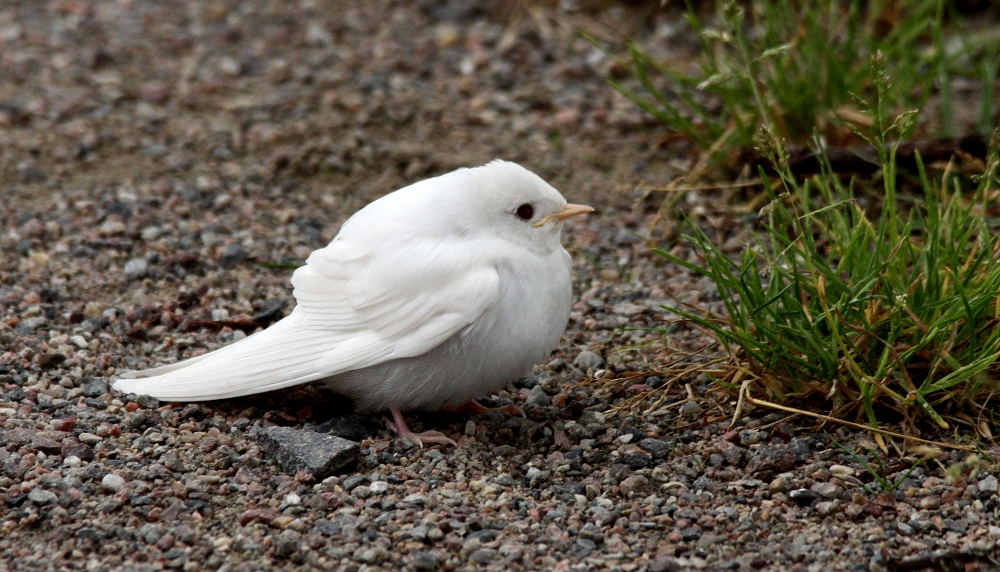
[789,488,820,506]
[412,552,439,571]
[468,548,497,564]
[746,445,797,477]
[251,298,287,325]
[219,243,246,269]
[525,386,550,407]
[944,518,969,533]
[316,415,375,441]
[138,523,161,544]
[638,438,672,458]
[250,425,360,478]
[83,379,109,397]
[679,527,702,541]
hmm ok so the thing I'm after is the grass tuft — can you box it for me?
[599,0,999,161]
[656,71,1000,431]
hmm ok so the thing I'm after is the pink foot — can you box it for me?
[444,400,526,418]
[385,407,456,448]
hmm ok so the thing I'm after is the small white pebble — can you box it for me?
[283,493,300,506]
[78,433,102,445]
[63,455,82,468]
[369,481,389,494]
[101,474,126,493]
[829,464,855,477]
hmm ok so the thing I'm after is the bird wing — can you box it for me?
[113,235,499,401]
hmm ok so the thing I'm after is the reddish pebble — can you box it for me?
[126,402,139,412]
[239,508,276,526]
[52,417,77,431]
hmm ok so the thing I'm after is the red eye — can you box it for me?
[516,203,534,220]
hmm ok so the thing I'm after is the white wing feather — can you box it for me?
[113,235,499,401]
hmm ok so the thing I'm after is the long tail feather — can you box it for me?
[112,313,334,401]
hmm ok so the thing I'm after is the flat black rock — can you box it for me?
[316,416,376,441]
[250,425,360,478]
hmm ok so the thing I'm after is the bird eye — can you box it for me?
[516,203,534,220]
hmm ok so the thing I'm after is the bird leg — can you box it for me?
[444,400,526,418]
[385,407,456,448]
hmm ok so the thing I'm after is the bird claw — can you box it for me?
[399,430,457,448]
[498,404,527,418]
[386,407,457,448]
[445,400,525,418]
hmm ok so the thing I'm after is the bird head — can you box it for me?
[448,160,593,253]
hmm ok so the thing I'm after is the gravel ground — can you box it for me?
[3,1,1000,571]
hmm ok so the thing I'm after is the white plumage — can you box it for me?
[113,160,592,445]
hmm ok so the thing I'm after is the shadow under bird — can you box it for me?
[113,160,593,446]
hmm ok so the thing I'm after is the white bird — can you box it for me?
[113,160,592,446]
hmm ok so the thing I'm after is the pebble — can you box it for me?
[739,429,764,446]
[816,500,840,516]
[28,488,58,505]
[810,482,842,499]
[249,425,360,478]
[979,475,998,495]
[369,481,389,494]
[525,385,551,407]
[19,316,47,331]
[101,474,127,492]
[219,243,246,269]
[746,445,797,475]
[619,474,649,496]
[82,379,109,397]
[412,552,439,570]
[573,350,604,370]
[403,494,425,505]
[124,258,149,280]
[78,433,102,445]
[468,548,497,564]
[789,488,820,506]
[829,464,855,477]
[680,401,703,415]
